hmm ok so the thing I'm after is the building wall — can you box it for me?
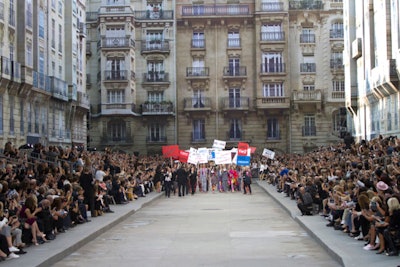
[344,0,400,141]
[0,0,89,150]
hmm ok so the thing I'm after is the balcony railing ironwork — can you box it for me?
[223,66,247,76]
[182,4,251,16]
[300,63,316,73]
[261,2,284,11]
[261,31,285,41]
[186,67,209,77]
[260,63,285,73]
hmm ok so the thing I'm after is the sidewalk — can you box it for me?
[256,180,400,267]
[5,182,400,267]
[4,192,163,267]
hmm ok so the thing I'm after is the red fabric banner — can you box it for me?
[179,150,189,163]
[162,145,180,158]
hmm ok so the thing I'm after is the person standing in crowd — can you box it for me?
[198,164,208,193]
[243,167,252,195]
[189,166,198,195]
[210,169,218,193]
[176,165,187,197]
[164,167,172,198]
[220,167,229,192]
[79,167,96,218]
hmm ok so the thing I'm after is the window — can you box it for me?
[303,84,315,91]
[26,43,33,66]
[58,0,63,15]
[229,88,241,108]
[106,26,125,38]
[146,30,163,48]
[27,103,32,133]
[148,123,165,142]
[148,91,163,102]
[387,97,392,131]
[51,0,56,10]
[108,120,126,142]
[9,96,14,135]
[106,58,126,79]
[263,83,284,97]
[300,28,315,43]
[228,58,240,75]
[332,80,345,91]
[41,107,47,135]
[267,118,279,139]
[51,19,56,49]
[146,61,164,81]
[191,58,205,75]
[39,51,45,88]
[9,0,15,26]
[228,31,240,47]
[20,100,24,135]
[261,23,283,41]
[34,103,40,134]
[303,115,316,136]
[58,25,63,52]
[332,110,346,132]
[262,52,284,72]
[229,119,241,139]
[192,32,205,48]
[193,119,205,141]
[331,52,343,69]
[300,56,316,72]
[330,21,343,38]
[107,90,125,103]
[39,10,45,38]
[26,0,33,28]
[192,89,205,108]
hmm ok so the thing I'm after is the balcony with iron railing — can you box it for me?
[181,4,251,16]
[186,67,210,77]
[289,1,324,10]
[183,97,212,111]
[302,126,317,136]
[134,10,174,20]
[77,91,90,110]
[330,29,344,39]
[221,97,249,110]
[47,76,68,101]
[141,101,173,115]
[104,70,130,81]
[142,72,169,83]
[99,6,133,16]
[260,31,285,42]
[146,136,167,143]
[300,34,315,43]
[292,89,322,103]
[100,37,135,49]
[329,90,345,102]
[191,39,205,49]
[102,103,136,113]
[261,1,284,12]
[140,40,170,53]
[260,63,286,74]
[300,63,316,73]
[222,66,247,77]
[256,96,290,109]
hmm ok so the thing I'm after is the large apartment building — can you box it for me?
[0,0,89,149]
[86,0,345,155]
[0,0,345,155]
[344,0,400,141]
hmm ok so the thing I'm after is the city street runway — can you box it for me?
[53,185,340,267]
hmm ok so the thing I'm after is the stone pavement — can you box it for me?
[4,182,400,267]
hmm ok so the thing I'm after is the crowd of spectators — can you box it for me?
[0,142,166,261]
[260,134,400,258]
[1,133,400,261]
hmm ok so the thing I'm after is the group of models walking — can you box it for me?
[153,164,253,198]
